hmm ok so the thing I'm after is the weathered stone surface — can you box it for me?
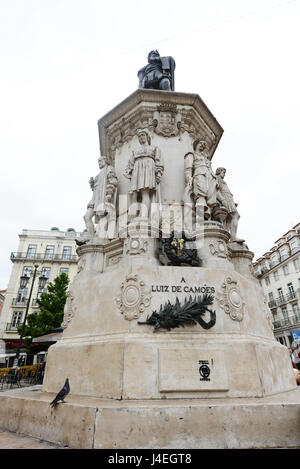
[43,262,296,399]
[0,388,95,448]
[1,388,300,449]
[158,348,229,392]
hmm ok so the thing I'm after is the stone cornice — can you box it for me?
[76,238,123,256]
[98,89,223,160]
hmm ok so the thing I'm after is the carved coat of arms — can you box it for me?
[153,104,181,137]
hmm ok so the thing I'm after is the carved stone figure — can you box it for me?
[215,167,243,242]
[84,155,118,240]
[61,290,77,329]
[124,129,164,218]
[184,139,218,219]
[138,50,175,91]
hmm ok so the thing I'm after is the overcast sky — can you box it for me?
[0,0,299,289]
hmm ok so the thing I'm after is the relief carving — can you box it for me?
[153,103,181,137]
[61,290,77,329]
[124,237,148,256]
[217,277,245,321]
[115,272,151,321]
[209,240,228,259]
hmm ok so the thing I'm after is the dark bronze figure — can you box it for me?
[158,231,202,267]
[138,50,175,91]
[138,294,216,331]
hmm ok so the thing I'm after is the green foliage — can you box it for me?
[18,272,69,352]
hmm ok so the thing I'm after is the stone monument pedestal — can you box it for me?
[1,387,300,448]
[0,86,298,448]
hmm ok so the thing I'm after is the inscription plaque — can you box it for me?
[158,348,229,392]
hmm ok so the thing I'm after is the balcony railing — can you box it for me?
[10,252,78,263]
[11,298,27,306]
[268,289,300,309]
[6,322,21,332]
[32,298,40,307]
[273,314,300,330]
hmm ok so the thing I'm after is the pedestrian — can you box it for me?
[289,347,298,368]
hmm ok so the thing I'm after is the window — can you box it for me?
[293,258,300,271]
[280,248,288,261]
[11,311,23,327]
[281,306,289,323]
[41,267,51,278]
[287,283,295,298]
[62,246,72,260]
[283,265,289,275]
[26,244,37,259]
[292,303,300,319]
[268,292,274,301]
[37,286,47,299]
[273,270,279,281]
[277,287,284,301]
[59,267,69,275]
[22,266,32,277]
[17,287,27,304]
[45,245,55,260]
[290,240,299,255]
[271,255,279,267]
[265,276,270,286]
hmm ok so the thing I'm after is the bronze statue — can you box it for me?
[138,50,175,91]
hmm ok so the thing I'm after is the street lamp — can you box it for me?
[13,265,48,367]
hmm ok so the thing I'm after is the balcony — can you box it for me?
[273,314,300,330]
[31,298,40,307]
[277,294,287,306]
[11,297,28,307]
[10,252,78,263]
[268,289,300,309]
[6,322,21,332]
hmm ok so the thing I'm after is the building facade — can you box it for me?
[0,290,6,315]
[0,227,87,366]
[253,222,300,346]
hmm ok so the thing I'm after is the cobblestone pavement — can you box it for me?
[0,429,67,449]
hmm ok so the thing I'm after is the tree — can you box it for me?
[18,272,69,354]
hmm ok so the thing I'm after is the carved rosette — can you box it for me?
[124,237,148,256]
[209,240,228,259]
[115,273,151,321]
[217,277,245,321]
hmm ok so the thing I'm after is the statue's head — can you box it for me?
[148,50,160,63]
[98,155,110,169]
[216,167,226,178]
[137,128,151,145]
[193,138,208,153]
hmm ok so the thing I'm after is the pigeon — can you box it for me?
[50,378,70,408]
[75,239,88,246]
